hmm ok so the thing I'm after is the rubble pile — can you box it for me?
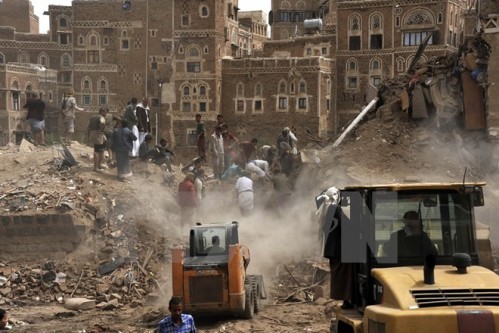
[0,218,172,312]
[376,36,491,128]
[271,260,330,305]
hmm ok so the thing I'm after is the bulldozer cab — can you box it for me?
[185,222,240,265]
[335,182,485,310]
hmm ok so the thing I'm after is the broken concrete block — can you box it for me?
[110,293,122,301]
[64,297,95,311]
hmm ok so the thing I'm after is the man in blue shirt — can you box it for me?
[157,297,197,333]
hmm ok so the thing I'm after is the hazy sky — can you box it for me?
[33,0,272,34]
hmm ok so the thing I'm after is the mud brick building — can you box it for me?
[0,0,497,154]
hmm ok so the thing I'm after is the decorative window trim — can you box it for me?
[61,53,72,68]
[297,97,308,111]
[37,53,50,68]
[82,95,91,106]
[200,5,209,18]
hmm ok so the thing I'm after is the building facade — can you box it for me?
[0,0,496,153]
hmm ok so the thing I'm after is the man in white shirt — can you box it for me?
[209,126,224,178]
[234,171,254,216]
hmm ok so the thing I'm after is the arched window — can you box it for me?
[78,35,84,45]
[0,53,4,64]
[290,82,295,94]
[89,33,99,47]
[370,13,382,30]
[370,58,381,71]
[99,80,107,90]
[199,85,206,96]
[187,46,200,58]
[12,80,19,90]
[61,54,71,67]
[26,84,33,92]
[103,36,109,45]
[350,15,361,32]
[200,5,209,17]
[396,57,405,72]
[59,17,67,27]
[296,1,306,9]
[38,53,49,67]
[299,81,306,93]
[237,82,244,97]
[280,1,291,9]
[19,51,29,64]
[404,10,434,26]
[255,83,262,96]
[122,30,128,38]
[279,81,286,94]
[347,59,357,72]
[204,46,209,54]
[83,79,91,90]
[183,86,190,96]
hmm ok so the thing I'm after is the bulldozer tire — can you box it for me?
[242,284,254,319]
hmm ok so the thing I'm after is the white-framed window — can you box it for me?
[99,95,107,106]
[403,31,433,46]
[369,13,383,49]
[253,100,263,113]
[83,95,91,106]
[187,62,200,73]
[199,102,207,112]
[59,17,68,28]
[236,99,245,113]
[346,58,359,89]
[237,82,244,97]
[82,78,91,91]
[299,81,306,94]
[200,5,209,18]
[298,97,307,110]
[396,57,405,72]
[278,80,286,94]
[182,102,191,112]
[181,14,190,27]
[38,53,49,67]
[278,97,288,110]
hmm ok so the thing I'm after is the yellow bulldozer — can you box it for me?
[318,182,499,333]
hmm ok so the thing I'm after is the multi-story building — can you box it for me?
[1,0,495,152]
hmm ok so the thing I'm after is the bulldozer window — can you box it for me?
[373,190,476,262]
[195,227,227,256]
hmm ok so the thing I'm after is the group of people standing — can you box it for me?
[85,96,175,181]
[176,113,299,231]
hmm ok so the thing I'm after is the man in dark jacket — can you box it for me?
[24,93,46,146]
[316,187,355,309]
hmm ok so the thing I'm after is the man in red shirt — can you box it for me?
[178,173,198,233]
[238,138,258,164]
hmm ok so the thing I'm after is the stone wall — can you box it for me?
[0,214,87,260]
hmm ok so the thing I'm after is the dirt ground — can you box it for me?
[1,104,498,332]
